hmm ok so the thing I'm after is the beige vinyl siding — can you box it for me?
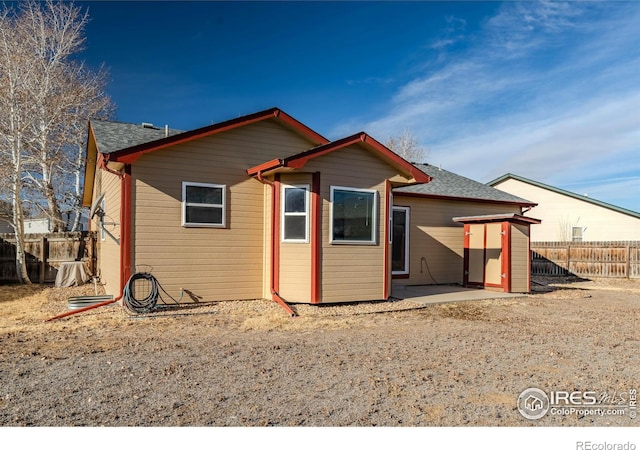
[493,178,640,241]
[131,120,315,302]
[510,223,530,292]
[96,169,121,297]
[279,242,311,302]
[303,144,400,303]
[393,196,521,286]
[278,173,312,303]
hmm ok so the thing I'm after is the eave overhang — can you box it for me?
[394,190,538,208]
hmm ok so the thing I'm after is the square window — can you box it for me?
[572,226,583,242]
[182,182,225,227]
[330,187,377,244]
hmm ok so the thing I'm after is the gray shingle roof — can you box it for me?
[394,163,535,205]
[90,119,183,154]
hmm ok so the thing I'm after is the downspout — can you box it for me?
[45,163,132,322]
[121,165,133,289]
[254,171,296,317]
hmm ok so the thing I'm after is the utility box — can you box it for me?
[453,214,541,293]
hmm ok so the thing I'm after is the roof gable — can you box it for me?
[247,132,432,184]
[94,107,329,164]
[489,173,640,219]
[394,164,536,206]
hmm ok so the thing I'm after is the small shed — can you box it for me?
[453,214,541,293]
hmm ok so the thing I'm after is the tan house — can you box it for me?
[488,174,640,242]
[83,108,432,310]
[83,108,539,311]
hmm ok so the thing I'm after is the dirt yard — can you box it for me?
[0,276,638,427]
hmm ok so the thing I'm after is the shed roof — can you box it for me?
[452,213,541,225]
[394,163,535,206]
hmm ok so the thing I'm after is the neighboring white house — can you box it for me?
[0,218,52,234]
[488,174,640,242]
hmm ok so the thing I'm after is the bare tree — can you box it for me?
[0,1,114,282]
[58,65,115,231]
[20,1,113,231]
[386,128,428,163]
[0,5,36,282]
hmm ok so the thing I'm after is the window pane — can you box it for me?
[572,227,582,242]
[186,206,223,224]
[332,189,375,241]
[392,210,407,272]
[284,187,306,213]
[284,216,306,240]
[186,185,222,205]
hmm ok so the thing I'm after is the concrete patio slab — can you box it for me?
[392,284,525,305]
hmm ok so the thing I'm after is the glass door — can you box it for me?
[392,206,410,275]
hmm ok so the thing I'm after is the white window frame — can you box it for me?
[281,184,310,243]
[392,206,410,275]
[388,192,394,244]
[181,181,226,228]
[330,186,378,245]
[572,226,583,242]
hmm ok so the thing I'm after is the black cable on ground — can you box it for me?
[123,272,159,314]
[123,272,184,314]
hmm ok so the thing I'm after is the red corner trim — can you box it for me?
[121,165,133,292]
[311,172,321,304]
[383,180,391,299]
[502,221,511,293]
[272,174,281,294]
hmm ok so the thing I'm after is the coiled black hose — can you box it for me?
[123,272,159,313]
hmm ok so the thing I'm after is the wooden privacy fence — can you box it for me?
[0,232,96,283]
[531,241,640,279]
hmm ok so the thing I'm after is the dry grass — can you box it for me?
[1,277,639,426]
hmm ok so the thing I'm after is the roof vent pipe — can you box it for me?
[141,122,154,129]
[165,124,169,137]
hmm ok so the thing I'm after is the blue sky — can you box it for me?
[78,1,640,212]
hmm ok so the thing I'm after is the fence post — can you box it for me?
[39,235,47,284]
[626,244,631,279]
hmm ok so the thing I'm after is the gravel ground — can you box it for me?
[0,276,639,427]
